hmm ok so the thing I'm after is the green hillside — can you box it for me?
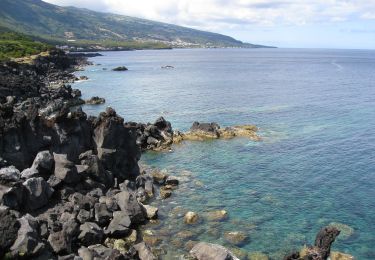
[0,0,270,49]
[0,27,52,61]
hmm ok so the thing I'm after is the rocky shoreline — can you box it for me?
[0,51,353,259]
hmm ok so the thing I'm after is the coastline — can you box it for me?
[0,51,352,260]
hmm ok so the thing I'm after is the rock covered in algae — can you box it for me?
[224,231,248,246]
[206,210,228,221]
[328,222,354,240]
[184,211,199,224]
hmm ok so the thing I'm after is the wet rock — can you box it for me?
[0,206,20,255]
[112,66,128,71]
[176,230,195,239]
[133,242,157,260]
[151,170,167,185]
[159,186,172,199]
[105,229,137,252]
[184,211,199,224]
[142,204,158,219]
[115,189,146,224]
[165,176,179,186]
[22,177,54,210]
[85,96,105,105]
[224,231,248,246]
[78,222,104,246]
[105,211,131,238]
[54,153,81,184]
[206,210,228,221]
[190,242,240,260]
[79,75,89,80]
[10,214,45,257]
[0,166,21,183]
[314,226,341,259]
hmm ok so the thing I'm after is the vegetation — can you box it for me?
[0,0,271,49]
[0,30,52,61]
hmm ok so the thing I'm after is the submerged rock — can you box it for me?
[224,231,248,246]
[328,222,354,240]
[190,242,240,260]
[184,211,199,224]
[206,210,228,221]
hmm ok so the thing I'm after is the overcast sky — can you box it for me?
[43,0,375,49]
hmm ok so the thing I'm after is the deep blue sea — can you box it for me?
[74,48,375,259]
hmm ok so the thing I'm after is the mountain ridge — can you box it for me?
[0,0,273,49]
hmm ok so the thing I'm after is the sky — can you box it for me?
[43,0,375,49]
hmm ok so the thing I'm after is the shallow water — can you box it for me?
[74,48,375,259]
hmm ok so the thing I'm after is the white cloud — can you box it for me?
[43,0,375,31]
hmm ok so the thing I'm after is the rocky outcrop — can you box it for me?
[284,226,341,260]
[174,122,261,142]
[85,96,105,105]
[0,51,162,259]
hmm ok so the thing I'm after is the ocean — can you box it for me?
[74,48,375,259]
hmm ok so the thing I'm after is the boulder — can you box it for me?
[94,202,112,226]
[133,242,156,260]
[115,189,146,224]
[54,153,81,184]
[142,204,158,219]
[105,211,132,238]
[2,183,26,210]
[0,166,21,183]
[0,206,20,255]
[78,222,104,246]
[31,151,54,175]
[10,214,45,257]
[190,242,239,260]
[22,177,54,210]
[165,176,179,186]
[184,211,199,224]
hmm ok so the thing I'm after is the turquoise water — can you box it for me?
[74,49,375,259]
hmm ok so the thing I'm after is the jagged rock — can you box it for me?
[10,214,45,257]
[136,174,154,197]
[69,192,97,211]
[142,204,158,219]
[32,150,54,174]
[92,107,140,181]
[48,219,79,255]
[0,166,21,183]
[78,222,104,246]
[114,189,146,224]
[77,209,91,224]
[87,244,125,259]
[22,177,54,210]
[0,206,20,256]
[133,242,156,260]
[184,211,199,224]
[80,153,113,187]
[21,167,40,179]
[2,183,26,210]
[190,242,240,260]
[54,153,81,184]
[105,211,132,238]
[314,226,341,259]
[94,202,112,226]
